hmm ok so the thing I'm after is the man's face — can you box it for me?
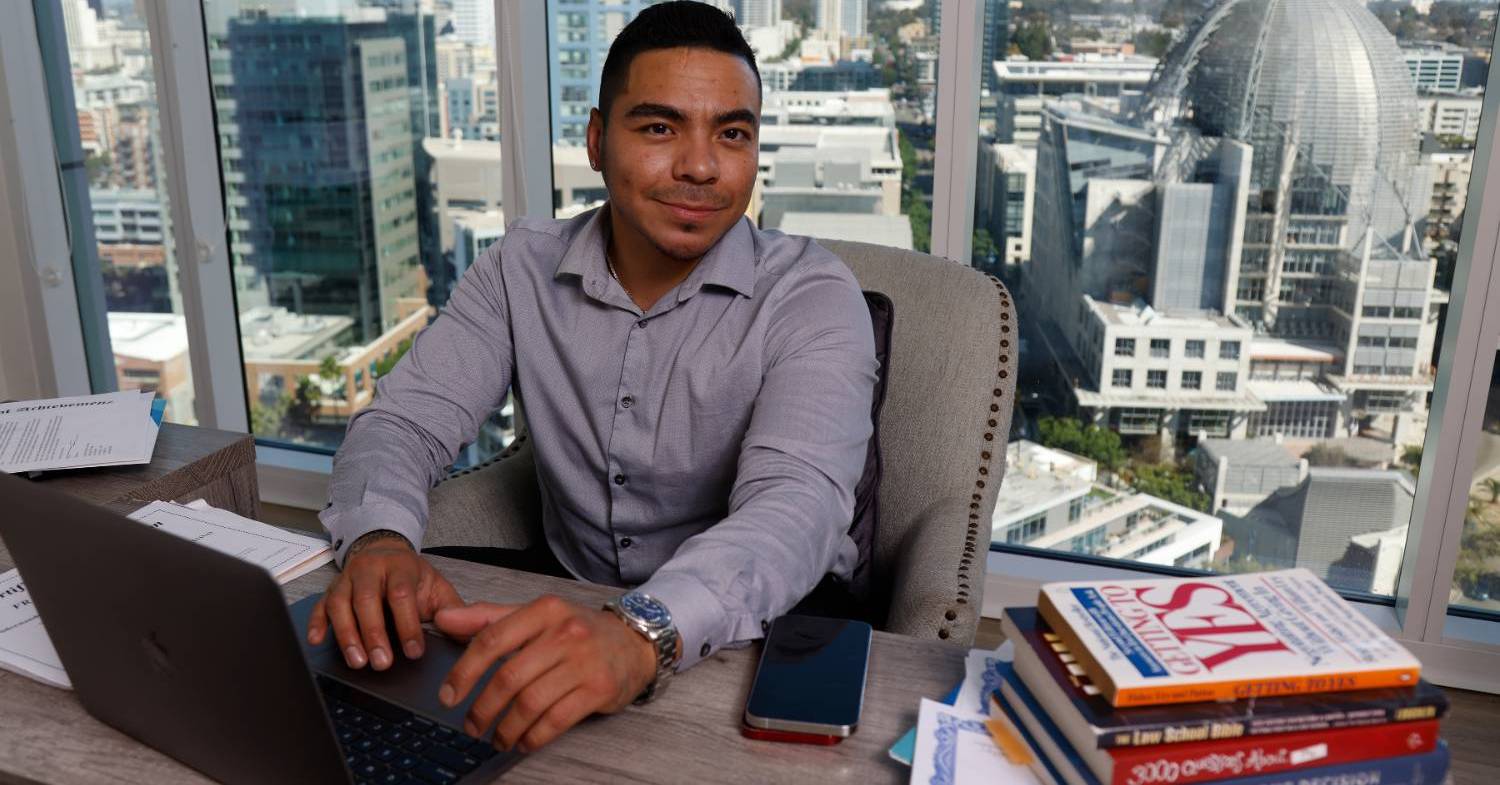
[588,47,760,262]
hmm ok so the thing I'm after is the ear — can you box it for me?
[586,107,605,171]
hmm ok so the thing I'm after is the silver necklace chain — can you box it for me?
[607,255,634,301]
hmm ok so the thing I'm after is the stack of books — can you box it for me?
[992,568,1450,785]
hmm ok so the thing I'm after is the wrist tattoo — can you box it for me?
[349,529,412,555]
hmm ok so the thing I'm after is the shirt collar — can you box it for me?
[554,206,756,301]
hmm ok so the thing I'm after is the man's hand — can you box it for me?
[306,530,464,670]
[433,595,658,752]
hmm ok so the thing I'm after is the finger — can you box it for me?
[307,595,328,645]
[426,569,466,616]
[464,631,570,736]
[351,570,394,671]
[491,662,585,751]
[433,602,523,642]
[385,565,425,660]
[518,687,600,753]
[325,578,367,669]
[441,597,565,708]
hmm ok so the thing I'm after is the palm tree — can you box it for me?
[1483,478,1500,504]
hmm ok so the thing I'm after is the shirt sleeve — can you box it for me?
[320,240,516,566]
[637,258,878,670]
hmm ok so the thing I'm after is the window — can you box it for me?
[1068,495,1087,522]
[1215,372,1237,392]
[1181,370,1201,390]
[51,2,197,425]
[204,0,516,465]
[1003,512,1046,545]
[1149,338,1169,358]
[1219,340,1240,360]
[1112,368,1132,388]
[1147,369,1167,389]
[1185,339,1205,359]
[1115,337,1135,357]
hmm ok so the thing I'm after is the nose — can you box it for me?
[673,132,719,185]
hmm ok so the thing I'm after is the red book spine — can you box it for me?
[1105,719,1440,785]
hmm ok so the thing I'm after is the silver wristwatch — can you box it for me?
[604,591,680,704]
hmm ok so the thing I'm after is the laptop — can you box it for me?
[0,474,521,784]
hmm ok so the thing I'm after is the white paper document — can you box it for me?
[0,391,159,474]
[910,697,1041,785]
[0,501,333,690]
[955,640,1013,716]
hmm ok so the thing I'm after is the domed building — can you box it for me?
[1024,0,1438,451]
[1160,0,1426,255]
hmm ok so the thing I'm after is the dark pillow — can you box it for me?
[792,291,892,625]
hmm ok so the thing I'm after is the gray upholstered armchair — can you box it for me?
[425,240,1017,646]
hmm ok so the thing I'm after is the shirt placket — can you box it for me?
[607,311,652,583]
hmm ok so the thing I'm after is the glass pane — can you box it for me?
[985,1,1498,598]
[548,0,937,252]
[1451,349,1500,615]
[57,0,196,424]
[205,0,514,464]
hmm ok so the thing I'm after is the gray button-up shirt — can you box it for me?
[320,207,877,669]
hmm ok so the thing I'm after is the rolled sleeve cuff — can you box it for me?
[320,500,425,567]
[637,571,739,671]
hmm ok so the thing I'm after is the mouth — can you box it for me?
[656,199,725,222]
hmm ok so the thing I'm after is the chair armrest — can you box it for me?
[881,509,985,646]
[424,435,542,550]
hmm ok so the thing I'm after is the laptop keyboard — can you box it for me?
[318,675,500,785]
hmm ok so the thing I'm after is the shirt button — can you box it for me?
[761,619,770,634]
[636,320,647,329]
[613,474,626,486]
[620,395,634,409]
[619,537,632,549]
[700,642,711,658]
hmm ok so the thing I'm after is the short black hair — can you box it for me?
[597,1,761,123]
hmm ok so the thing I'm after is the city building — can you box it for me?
[974,143,1034,269]
[452,209,506,283]
[241,298,431,425]
[757,124,903,227]
[1418,92,1485,144]
[90,188,165,245]
[775,212,913,250]
[550,1,660,146]
[108,312,193,424]
[222,9,437,343]
[1424,146,1474,237]
[992,55,1158,147]
[993,441,1224,569]
[1024,0,1440,453]
[1221,468,1415,594]
[1193,437,1307,514]
[1403,41,1466,93]
[450,0,494,46]
[739,0,782,28]
[816,0,868,41]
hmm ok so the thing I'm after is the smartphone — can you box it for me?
[741,614,872,741]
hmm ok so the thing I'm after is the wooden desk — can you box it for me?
[0,554,965,784]
[16,422,260,520]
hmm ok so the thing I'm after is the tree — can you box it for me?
[318,354,342,382]
[1304,444,1359,468]
[1134,29,1174,58]
[374,337,413,379]
[1454,516,1500,599]
[288,375,321,425]
[84,151,112,186]
[1401,445,1424,477]
[972,228,1000,266]
[1129,463,1211,512]
[250,393,291,438]
[1485,478,1500,504]
[1037,416,1126,472]
[1012,19,1052,61]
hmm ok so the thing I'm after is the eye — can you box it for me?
[724,128,743,140]
[647,123,670,135]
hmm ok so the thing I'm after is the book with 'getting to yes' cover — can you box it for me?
[1037,569,1421,707]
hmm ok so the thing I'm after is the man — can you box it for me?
[306,1,877,753]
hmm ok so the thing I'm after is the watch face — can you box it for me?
[621,592,671,628]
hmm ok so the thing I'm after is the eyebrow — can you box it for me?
[623,102,759,128]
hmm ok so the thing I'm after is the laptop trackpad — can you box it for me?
[289,594,503,731]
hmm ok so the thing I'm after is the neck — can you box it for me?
[604,204,701,312]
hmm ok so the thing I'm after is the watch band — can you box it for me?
[605,594,680,704]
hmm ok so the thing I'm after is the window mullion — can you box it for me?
[497,0,554,223]
[929,0,983,264]
[142,1,248,432]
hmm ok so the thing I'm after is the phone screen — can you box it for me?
[745,615,871,731]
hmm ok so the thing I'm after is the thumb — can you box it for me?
[433,602,521,641]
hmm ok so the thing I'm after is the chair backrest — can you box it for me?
[818,240,1017,644]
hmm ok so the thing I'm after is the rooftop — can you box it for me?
[108,312,188,363]
[775,213,913,250]
[1198,437,1299,467]
[1249,337,1342,363]
[1086,296,1247,331]
[240,306,354,362]
[992,441,1098,523]
[1247,378,1346,403]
